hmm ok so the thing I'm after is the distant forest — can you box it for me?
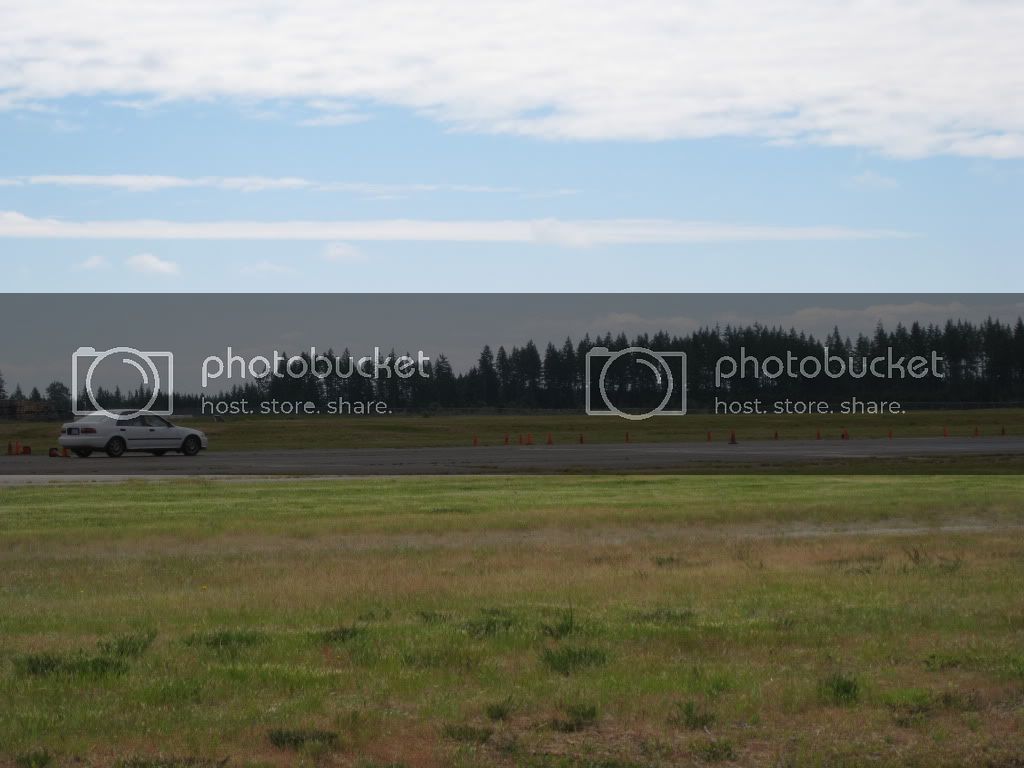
[4,317,1024,417]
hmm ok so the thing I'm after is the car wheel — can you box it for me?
[105,437,127,458]
[180,435,201,456]
[149,450,167,456]
[72,449,93,458]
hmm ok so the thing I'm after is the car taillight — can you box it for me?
[81,427,97,434]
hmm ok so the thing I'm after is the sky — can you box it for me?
[0,0,1022,292]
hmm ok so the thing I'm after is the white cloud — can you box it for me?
[323,242,367,264]
[206,177,313,192]
[0,2,1022,158]
[29,175,195,191]
[10,174,545,197]
[74,255,110,270]
[298,100,370,127]
[125,253,180,275]
[851,170,899,189]
[0,211,910,245]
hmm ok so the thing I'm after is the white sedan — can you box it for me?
[58,411,209,458]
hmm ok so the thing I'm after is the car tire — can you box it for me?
[105,437,127,458]
[149,450,167,456]
[180,436,201,456]
[104,438,126,456]
[72,449,93,458]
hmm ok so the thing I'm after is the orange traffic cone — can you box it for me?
[579,433,584,444]
[706,431,712,442]
[472,435,479,447]
[816,429,821,440]
[526,433,534,445]
[728,430,737,445]
[14,440,21,456]
[943,426,949,438]
[546,433,553,445]
[887,429,893,440]
[504,433,509,445]
[625,432,630,443]
[973,426,980,438]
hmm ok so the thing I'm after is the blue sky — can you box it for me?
[1,1,1022,292]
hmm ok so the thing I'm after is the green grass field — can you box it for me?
[2,408,1023,452]
[2,476,1023,767]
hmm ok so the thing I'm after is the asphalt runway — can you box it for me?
[1,437,1022,482]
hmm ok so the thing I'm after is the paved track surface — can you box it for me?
[1,437,1022,482]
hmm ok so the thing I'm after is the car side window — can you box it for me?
[144,415,171,427]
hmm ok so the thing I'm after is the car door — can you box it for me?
[115,415,151,450]
[141,415,182,451]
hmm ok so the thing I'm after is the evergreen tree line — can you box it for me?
[3,317,1024,417]
[196,316,1024,411]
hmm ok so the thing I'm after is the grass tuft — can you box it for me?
[634,607,696,626]
[15,750,53,768]
[884,688,935,726]
[401,645,476,671]
[652,554,684,567]
[550,702,598,732]
[923,651,968,671]
[115,758,228,768]
[670,700,715,730]
[541,644,608,675]
[315,625,364,644]
[356,607,392,622]
[416,610,451,625]
[267,728,339,751]
[98,629,157,659]
[485,697,513,721]
[820,672,860,706]
[465,608,520,638]
[12,653,63,677]
[540,609,578,640]
[692,738,736,762]
[442,723,493,744]
[185,629,267,654]
[13,652,127,678]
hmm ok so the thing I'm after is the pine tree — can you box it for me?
[46,381,72,414]
[477,345,499,406]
